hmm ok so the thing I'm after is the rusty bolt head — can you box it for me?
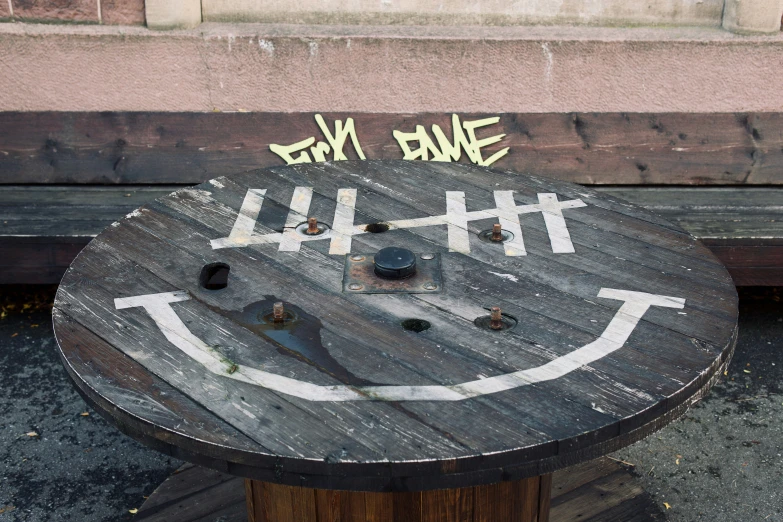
[490,306,503,330]
[491,224,503,242]
[423,282,438,291]
[273,302,285,322]
[306,217,320,235]
[348,283,363,291]
[350,255,365,262]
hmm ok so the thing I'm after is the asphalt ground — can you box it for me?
[0,286,780,521]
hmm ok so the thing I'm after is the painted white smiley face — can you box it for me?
[113,184,687,402]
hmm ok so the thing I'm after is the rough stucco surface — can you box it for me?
[100,0,145,25]
[12,0,98,23]
[202,0,725,27]
[1,23,783,113]
[723,0,783,33]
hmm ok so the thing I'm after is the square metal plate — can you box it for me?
[342,253,443,294]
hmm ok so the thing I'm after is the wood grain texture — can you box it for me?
[52,161,738,491]
[247,476,546,522]
[1,111,782,185]
[143,458,663,522]
[3,185,779,285]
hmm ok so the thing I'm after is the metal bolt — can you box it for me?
[491,224,503,242]
[490,306,503,330]
[305,217,320,235]
[350,255,365,262]
[420,253,435,260]
[348,283,363,291]
[273,302,285,322]
[423,282,438,291]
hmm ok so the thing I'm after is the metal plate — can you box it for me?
[342,253,442,294]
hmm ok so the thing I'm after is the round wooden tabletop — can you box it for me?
[53,161,738,492]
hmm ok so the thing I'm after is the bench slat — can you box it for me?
[1,186,779,286]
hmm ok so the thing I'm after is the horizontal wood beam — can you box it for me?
[1,185,780,286]
[1,112,782,185]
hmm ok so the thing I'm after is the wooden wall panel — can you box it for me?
[1,112,781,185]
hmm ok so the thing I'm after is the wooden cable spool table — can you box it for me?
[53,160,738,521]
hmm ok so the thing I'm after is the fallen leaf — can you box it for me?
[744,370,751,374]
[129,508,138,514]
[80,412,89,417]
[25,431,38,437]
[723,370,728,376]
[675,458,680,465]
[30,324,39,328]
[664,502,671,510]
[11,333,18,338]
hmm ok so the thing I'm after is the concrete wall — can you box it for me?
[202,0,725,28]
[0,0,781,32]
[1,23,782,113]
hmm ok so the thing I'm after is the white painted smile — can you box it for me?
[115,288,685,402]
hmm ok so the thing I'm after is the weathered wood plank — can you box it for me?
[2,112,782,185]
[53,161,738,494]
[53,310,266,458]
[140,185,716,448]
[3,185,779,285]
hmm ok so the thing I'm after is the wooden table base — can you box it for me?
[135,458,666,522]
[244,475,552,522]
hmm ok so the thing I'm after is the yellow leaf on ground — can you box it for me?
[25,432,38,437]
[11,333,18,338]
[129,508,138,514]
[80,412,89,417]
[663,502,671,509]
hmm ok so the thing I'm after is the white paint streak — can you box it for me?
[211,188,586,256]
[208,179,225,189]
[542,42,553,83]
[488,271,519,283]
[279,187,313,252]
[538,193,585,253]
[493,190,526,256]
[116,289,684,402]
[445,191,470,253]
[211,189,277,249]
[329,189,357,255]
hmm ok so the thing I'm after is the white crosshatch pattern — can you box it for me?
[109,185,690,402]
[209,187,588,256]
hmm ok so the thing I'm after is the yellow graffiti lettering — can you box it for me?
[270,115,365,165]
[393,114,508,167]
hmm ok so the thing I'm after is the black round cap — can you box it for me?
[373,247,417,279]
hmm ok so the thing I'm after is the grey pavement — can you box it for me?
[0,288,780,521]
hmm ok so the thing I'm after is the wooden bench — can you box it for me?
[2,185,779,286]
[1,112,781,286]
